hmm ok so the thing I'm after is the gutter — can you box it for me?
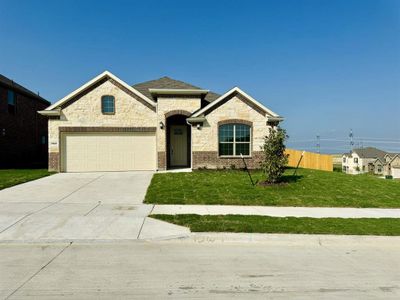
[37,109,61,116]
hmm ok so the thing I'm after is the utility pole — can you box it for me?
[349,129,354,152]
[316,135,320,154]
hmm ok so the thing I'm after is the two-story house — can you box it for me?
[342,147,387,175]
[0,74,50,168]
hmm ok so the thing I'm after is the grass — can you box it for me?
[145,168,400,208]
[0,169,53,190]
[152,214,400,236]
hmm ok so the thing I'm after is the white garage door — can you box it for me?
[392,168,400,179]
[62,132,156,172]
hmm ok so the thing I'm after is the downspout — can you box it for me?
[186,119,193,170]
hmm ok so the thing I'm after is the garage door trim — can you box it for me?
[59,126,156,133]
[60,128,157,172]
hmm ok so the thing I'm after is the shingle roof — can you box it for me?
[0,74,49,104]
[352,147,387,159]
[132,76,220,103]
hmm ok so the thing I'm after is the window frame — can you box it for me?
[7,89,16,114]
[101,95,115,115]
[354,157,358,163]
[218,123,252,157]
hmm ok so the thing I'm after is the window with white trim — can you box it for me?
[218,124,251,156]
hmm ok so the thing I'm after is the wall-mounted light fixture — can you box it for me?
[196,124,201,130]
[159,121,164,129]
[1,128,5,136]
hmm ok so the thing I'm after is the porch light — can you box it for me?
[196,123,201,130]
[159,121,164,129]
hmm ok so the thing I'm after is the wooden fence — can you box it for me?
[285,149,333,172]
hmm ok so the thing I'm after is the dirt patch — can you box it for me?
[257,181,288,187]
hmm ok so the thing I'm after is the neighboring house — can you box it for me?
[342,147,400,178]
[0,74,50,168]
[383,154,400,178]
[342,147,387,175]
[39,71,283,172]
[371,157,385,175]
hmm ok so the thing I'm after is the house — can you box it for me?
[342,147,386,175]
[39,71,283,172]
[0,74,50,168]
[371,157,385,175]
[383,153,400,178]
[342,147,400,178]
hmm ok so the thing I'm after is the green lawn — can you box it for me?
[0,169,53,190]
[145,168,400,208]
[152,214,400,236]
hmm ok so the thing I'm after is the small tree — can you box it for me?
[260,127,289,183]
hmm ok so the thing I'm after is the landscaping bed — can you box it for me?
[145,168,400,208]
[152,214,400,236]
[0,169,53,190]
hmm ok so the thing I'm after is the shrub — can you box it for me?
[260,127,289,183]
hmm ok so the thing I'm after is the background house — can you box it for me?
[383,153,400,178]
[342,147,387,175]
[0,74,50,168]
[342,147,400,178]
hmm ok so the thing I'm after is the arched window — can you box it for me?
[101,95,115,114]
[218,124,251,156]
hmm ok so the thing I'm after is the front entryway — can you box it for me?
[166,114,191,169]
[170,125,188,166]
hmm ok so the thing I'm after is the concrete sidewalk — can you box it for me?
[151,204,400,218]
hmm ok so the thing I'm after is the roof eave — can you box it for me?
[186,116,206,123]
[191,87,280,118]
[149,88,209,95]
[38,109,61,116]
[46,71,156,111]
[267,116,284,122]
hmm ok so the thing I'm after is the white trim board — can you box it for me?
[46,71,156,111]
[191,87,281,118]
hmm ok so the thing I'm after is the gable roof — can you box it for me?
[132,76,220,103]
[385,153,400,159]
[0,74,50,105]
[45,71,155,111]
[352,147,387,159]
[388,154,400,164]
[191,87,281,119]
[373,157,385,164]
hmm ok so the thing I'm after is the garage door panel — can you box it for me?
[62,132,156,172]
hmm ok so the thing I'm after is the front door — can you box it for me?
[170,125,188,167]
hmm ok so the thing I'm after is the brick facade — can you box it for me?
[49,152,59,171]
[0,80,50,168]
[157,151,166,170]
[193,151,264,169]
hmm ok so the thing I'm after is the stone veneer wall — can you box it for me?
[48,79,157,171]
[191,95,271,169]
[156,96,201,170]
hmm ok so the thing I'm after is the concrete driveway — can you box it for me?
[0,172,189,242]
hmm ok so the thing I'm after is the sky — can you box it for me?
[1,0,399,154]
